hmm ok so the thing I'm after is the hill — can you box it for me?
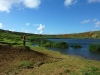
[0,44,100,75]
[0,29,100,40]
[0,29,100,75]
[61,31,100,39]
[0,45,58,75]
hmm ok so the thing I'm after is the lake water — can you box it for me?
[47,39,100,61]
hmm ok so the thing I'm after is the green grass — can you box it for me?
[71,44,82,49]
[31,38,69,48]
[81,66,100,75]
[27,46,100,75]
[16,61,34,69]
[0,29,100,75]
[52,42,69,48]
[89,43,100,52]
[0,42,100,75]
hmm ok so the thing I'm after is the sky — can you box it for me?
[0,0,100,34]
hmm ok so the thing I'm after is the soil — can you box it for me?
[0,45,54,75]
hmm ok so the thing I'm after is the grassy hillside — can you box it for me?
[0,29,100,40]
[61,31,100,39]
[0,45,58,75]
[0,44,100,75]
[0,29,100,75]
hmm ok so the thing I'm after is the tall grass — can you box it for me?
[71,44,82,49]
[53,42,69,48]
[89,43,100,52]
[31,39,69,48]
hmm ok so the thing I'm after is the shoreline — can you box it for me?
[0,44,100,75]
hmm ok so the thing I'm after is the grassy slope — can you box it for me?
[0,45,100,75]
[0,29,100,75]
[29,46,100,75]
[0,45,58,75]
[1,29,100,39]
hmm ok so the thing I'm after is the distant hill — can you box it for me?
[0,29,100,39]
[61,31,100,39]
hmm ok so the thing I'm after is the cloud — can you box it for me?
[81,19,90,24]
[26,23,30,26]
[88,0,100,3]
[21,27,32,33]
[64,0,78,6]
[37,24,45,34]
[21,29,31,33]
[0,0,41,13]
[51,30,53,34]
[95,21,100,28]
[0,23,3,29]
[0,0,21,13]
[37,24,45,30]
[10,29,15,31]
[23,0,41,9]
[93,18,97,22]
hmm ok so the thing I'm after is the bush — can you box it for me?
[0,37,4,41]
[39,40,53,47]
[31,39,54,47]
[89,43,100,52]
[43,42,53,47]
[0,39,4,41]
[31,39,69,48]
[53,42,69,48]
[71,44,82,49]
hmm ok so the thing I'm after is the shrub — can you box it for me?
[43,42,53,47]
[53,42,69,48]
[31,39,69,48]
[39,40,53,47]
[71,44,82,49]
[89,43,100,52]
[11,43,19,45]
[0,37,4,41]
[0,39,4,41]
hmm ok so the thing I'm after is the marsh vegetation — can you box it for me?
[89,43,100,52]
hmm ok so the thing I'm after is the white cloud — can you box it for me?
[0,0,22,13]
[0,23,3,29]
[40,30,43,34]
[23,0,41,9]
[88,0,100,3]
[37,24,45,30]
[10,29,15,31]
[37,24,45,34]
[51,30,53,34]
[26,23,30,26]
[0,0,41,13]
[93,19,97,22]
[81,19,90,24]
[21,27,32,33]
[95,21,100,28]
[64,0,78,6]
